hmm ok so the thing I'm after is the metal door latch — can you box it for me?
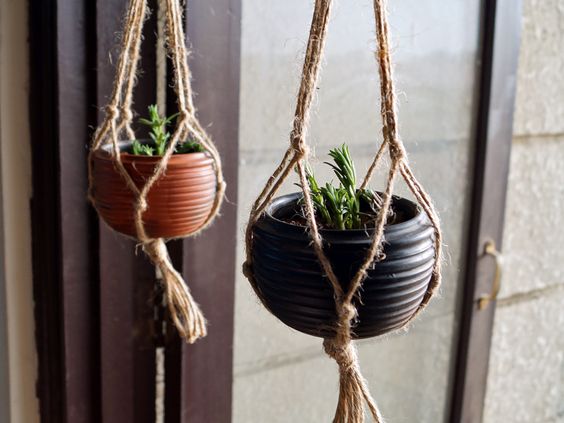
[477,240,502,310]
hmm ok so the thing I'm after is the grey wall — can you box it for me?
[484,1,564,422]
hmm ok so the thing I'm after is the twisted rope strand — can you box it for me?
[243,0,336,312]
[87,0,147,204]
[360,139,388,190]
[250,0,333,223]
[164,0,225,233]
[346,158,400,306]
[116,0,148,139]
[398,163,443,309]
[250,149,295,216]
[95,0,146,151]
[369,0,443,324]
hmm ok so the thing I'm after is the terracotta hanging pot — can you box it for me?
[250,192,436,339]
[91,140,217,239]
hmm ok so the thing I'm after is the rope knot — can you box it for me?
[136,196,148,213]
[142,239,164,265]
[338,302,357,323]
[120,107,134,123]
[106,105,120,120]
[178,109,190,122]
[291,137,310,158]
[388,139,407,163]
[323,338,355,372]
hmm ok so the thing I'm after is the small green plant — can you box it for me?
[132,142,155,156]
[175,140,205,154]
[131,105,205,156]
[302,144,383,230]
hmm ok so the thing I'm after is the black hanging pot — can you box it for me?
[250,192,436,339]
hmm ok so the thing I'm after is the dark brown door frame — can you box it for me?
[29,0,239,422]
[29,1,100,420]
[450,0,523,422]
[163,2,240,422]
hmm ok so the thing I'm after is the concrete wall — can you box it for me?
[234,1,482,421]
[483,1,564,422]
[0,0,40,422]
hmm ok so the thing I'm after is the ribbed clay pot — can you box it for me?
[91,141,217,239]
[250,192,436,339]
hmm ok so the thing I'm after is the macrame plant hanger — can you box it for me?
[243,0,443,421]
[88,0,225,344]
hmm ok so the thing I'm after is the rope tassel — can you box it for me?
[143,239,207,343]
[324,339,384,423]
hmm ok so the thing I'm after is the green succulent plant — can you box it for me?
[131,104,205,156]
[302,144,383,230]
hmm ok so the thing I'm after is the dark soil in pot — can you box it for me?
[250,192,436,339]
[91,140,217,239]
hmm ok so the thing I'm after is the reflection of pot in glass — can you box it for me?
[250,192,436,339]
[91,140,217,239]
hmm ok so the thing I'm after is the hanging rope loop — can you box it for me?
[106,105,120,121]
[243,0,443,420]
[88,0,224,343]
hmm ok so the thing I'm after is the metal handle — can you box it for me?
[477,240,502,310]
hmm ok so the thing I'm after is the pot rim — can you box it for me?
[94,139,212,164]
[261,192,428,240]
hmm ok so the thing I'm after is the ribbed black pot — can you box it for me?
[250,192,436,339]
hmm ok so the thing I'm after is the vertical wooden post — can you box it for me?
[29,0,101,421]
[164,1,241,422]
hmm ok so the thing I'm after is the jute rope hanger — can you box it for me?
[88,0,226,344]
[243,0,443,422]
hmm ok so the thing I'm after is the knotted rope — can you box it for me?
[88,0,225,343]
[243,0,443,421]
